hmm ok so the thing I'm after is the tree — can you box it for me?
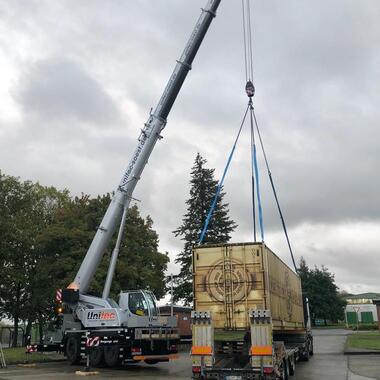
[0,172,69,345]
[173,153,237,304]
[298,257,347,325]
[38,194,169,300]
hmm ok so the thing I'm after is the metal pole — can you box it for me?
[102,205,129,299]
[170,274,174,317]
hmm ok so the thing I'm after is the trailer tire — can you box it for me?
[65,335,81,365]
[89,347,105,367]
[104,345,121,367]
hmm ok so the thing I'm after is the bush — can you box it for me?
[349,323,378,331]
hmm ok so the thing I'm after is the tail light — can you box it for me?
[263,366,274,374]
[170,344,177,352]
[131,347,142,355]
[192,365,201,373]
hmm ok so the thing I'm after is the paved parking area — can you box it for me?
[0,329,379,379]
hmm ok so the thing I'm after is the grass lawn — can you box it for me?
[346,331,380,351]
[2,347,64,364]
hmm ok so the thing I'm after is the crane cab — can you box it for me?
[119,290,163,327]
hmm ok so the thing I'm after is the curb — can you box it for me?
[345,350,380,355]
[7,359,67,365]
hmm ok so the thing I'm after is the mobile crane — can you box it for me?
[29,0,222,368]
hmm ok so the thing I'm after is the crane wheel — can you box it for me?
[104,345,121,367]
[65,335,81,365]
[89,347,105,367]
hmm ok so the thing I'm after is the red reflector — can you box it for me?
[263,367,274,374]
[132,347,141,353]
[192,366,201,373]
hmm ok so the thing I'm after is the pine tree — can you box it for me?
[173,153,237,304]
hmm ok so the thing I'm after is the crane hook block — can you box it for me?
[245,81,255,98]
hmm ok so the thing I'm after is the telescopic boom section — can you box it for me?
[71,0,222,294]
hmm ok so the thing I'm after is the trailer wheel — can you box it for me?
[90,347,105,367]
[104,345,121,367]
[65,335,81,365]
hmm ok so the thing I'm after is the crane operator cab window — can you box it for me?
[145,291,158,317]
[128,292,149,316]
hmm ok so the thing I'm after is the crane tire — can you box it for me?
[89,347,105,367]
[65,335,81,365]
[104,345,121,367]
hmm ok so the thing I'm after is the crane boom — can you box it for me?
[72,0,222,294]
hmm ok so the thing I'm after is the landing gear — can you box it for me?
[281,359,290,380]
[309,337,314,356]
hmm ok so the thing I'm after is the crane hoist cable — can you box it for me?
[243,0,264,242]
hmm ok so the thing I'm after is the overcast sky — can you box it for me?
[1,0,379,296]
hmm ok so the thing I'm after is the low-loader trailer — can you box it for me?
[191,242,313,379]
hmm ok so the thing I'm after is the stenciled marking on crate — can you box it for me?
[203,258,258,302]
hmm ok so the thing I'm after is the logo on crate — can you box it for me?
[205,258,254,302]
[87,310,116,321]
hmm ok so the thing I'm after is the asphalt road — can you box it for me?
[0,329,379,379]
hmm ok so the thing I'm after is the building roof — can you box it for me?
[344,293,380,300]
[159,305,192,313]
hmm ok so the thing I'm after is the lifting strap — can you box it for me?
[249,101,264,242]
[199,104,250,244]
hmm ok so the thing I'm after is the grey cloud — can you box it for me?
[13,58,121,126]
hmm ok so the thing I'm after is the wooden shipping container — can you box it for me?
[193,242,305,332]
